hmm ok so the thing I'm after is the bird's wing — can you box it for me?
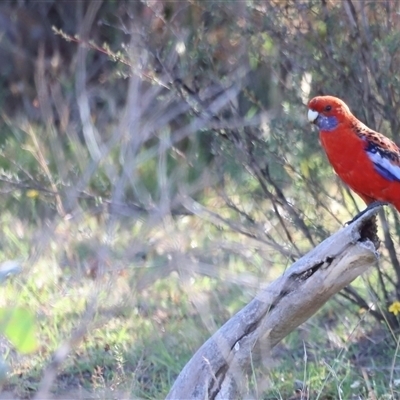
[354,123,400,182]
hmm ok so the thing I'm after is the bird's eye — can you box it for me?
[325,105,332,111]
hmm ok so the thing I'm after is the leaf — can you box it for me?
[0,308,38,354]
[26,189,39,199]
[245,106,258,120]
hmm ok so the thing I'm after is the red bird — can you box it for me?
[307,95,400,212]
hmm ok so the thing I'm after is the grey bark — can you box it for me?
[167,207,381,399]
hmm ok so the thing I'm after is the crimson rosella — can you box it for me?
[307,95,400,212]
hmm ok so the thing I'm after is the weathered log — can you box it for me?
[167,207,381,399]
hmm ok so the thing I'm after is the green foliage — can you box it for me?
[0,308,37,354]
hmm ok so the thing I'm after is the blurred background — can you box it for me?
[1,0,400,398]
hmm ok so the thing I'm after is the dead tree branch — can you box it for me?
[167,207,382,399]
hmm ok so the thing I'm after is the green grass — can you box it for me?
[0,211,254,398]
[259,302,400,399]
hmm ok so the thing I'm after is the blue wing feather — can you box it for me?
[356,124,400,182]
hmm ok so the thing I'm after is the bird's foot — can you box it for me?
[345,201,389,225]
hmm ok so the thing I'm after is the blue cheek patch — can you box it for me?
[315,115,338,131]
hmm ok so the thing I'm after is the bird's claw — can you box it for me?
[345,201,389,226]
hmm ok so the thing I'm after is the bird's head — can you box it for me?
[307,96,353,131]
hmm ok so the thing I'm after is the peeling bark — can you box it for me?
[167,207,381,400]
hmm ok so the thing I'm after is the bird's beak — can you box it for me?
[308,109,319,123]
